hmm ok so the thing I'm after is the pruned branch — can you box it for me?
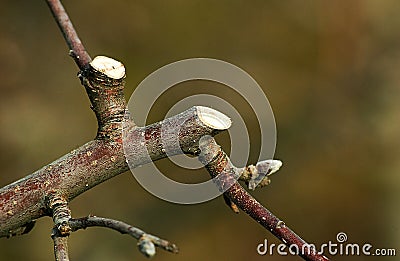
[0,1,331,261]
[0,105,227,238]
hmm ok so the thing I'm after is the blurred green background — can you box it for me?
[0,1,399,260]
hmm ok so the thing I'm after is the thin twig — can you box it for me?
[51,228,70,261]
[46,0,91,69]
[69,216,179,257]
[198,136,329,261]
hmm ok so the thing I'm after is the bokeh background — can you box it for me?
[0,1,399,260]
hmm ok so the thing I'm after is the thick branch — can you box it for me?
[198,136,330,261]
[0,56,229,237]
[46,0,91,69]
[0,106,229,238]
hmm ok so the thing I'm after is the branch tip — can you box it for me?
[138,235,156,258]
[239,159,283,190]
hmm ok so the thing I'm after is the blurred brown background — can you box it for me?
[0,1,399,260]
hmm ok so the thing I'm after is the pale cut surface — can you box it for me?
[90,56,125,79]
[197,106,232,130]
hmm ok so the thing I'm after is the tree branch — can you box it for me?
[48,194,72,236]
[0,1,331,261]
[46,0,91,69]
[52,215,178,259]
[52,228,70,261]
[0,105,227,238]
[198,136,329,261]
[69,216,179,256]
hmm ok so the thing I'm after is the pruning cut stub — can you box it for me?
[197,106,232,130]
[79,55,127,139]
[90,56,125,79]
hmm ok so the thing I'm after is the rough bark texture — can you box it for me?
[52,228,69,261]
[0,56,226,238]
[0,1,331,260]
[0,57,126,237]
